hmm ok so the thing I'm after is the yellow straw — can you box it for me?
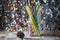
[26,5,39,35]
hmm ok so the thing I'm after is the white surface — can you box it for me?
[6,33,16,38]
[0,32,60,40]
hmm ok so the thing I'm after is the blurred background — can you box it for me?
[0,0,60,40]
